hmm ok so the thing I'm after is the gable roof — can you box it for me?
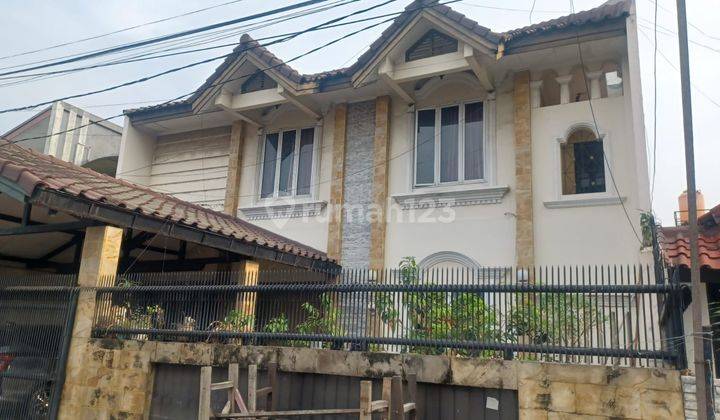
[126,0,630,118]
[0,140,335,270]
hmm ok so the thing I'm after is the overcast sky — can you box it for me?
[0,0,717,226]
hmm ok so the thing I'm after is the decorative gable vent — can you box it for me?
[241,72,278,93]
[405,29,458,62]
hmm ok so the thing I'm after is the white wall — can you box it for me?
[532,95,644,265]
[117,117,156,185]
[236,107,333,252]
[384,80,517,268]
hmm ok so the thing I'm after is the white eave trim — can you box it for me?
[543,195,626,209]
[392,185,509,210]
[240,200,327,220]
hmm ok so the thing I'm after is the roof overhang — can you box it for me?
[24,188,338,272]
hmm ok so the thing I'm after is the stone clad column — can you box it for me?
[59,225,123,419]
[223,120,245,216]
[513,71,535,268]
[370,96,391,270]
[327,103,347,262]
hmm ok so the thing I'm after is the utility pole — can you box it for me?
[675,1,712,419]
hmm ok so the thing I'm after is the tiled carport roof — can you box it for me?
[126,0,629,117]
[659,226,720,270]
[0,140,335,270]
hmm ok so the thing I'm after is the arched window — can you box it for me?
[561,127,605,195]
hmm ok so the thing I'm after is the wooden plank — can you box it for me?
[406,374,417,420]
[211,381,234,391]
[359,381,372,420]
[381,377,392,420]
[267,362,278,411]
[403,403,416,413]
[390,376,404,420]
[198,366,212,420]
[229,363,239,413]
[371,401,389,412]
[248,364,257,413]
[215,408,362,418]
[233,389,249,415]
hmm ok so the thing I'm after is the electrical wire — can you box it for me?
[0,0,249,61]
[0,0,402,114]
[0,0,338,78]
[1,0,459,147]
[650,0,659,206]
[568,0,644,246]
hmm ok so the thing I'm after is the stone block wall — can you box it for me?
[681,375,720,419]
[519,363,684,419]
[59,339,155,420]
[58,339,685,419]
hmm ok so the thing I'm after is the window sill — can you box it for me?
[543,195,626,209]
[392,185,509,210]
[240,199,327,220]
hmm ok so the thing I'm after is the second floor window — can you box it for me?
[260,128,314,198]
[415,101,484,187]
[561,128,605,195]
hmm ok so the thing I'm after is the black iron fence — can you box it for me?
[0,274,78,420]
[89,265,686,368]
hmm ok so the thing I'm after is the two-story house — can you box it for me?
[4,101,122,176]
[117,0,650,270]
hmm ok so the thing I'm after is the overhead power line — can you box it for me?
[0,2,406,83]
[0,0,248,61]
[2,0,457,146]
[0,0,402,114]
[0,0,339,78]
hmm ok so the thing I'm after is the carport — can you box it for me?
[0,140,336,419]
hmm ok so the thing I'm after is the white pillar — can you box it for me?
[586,70,604,99]
[530,80,543,109]
[60,110,77,162]
[555,75,573,104]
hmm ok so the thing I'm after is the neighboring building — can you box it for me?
[3,101,122,176]
[660,195,720,377]
[118,0,651,269]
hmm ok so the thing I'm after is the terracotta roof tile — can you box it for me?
[127,0,629,118]
[659,226,720,270]
[502,0,630,43]
[0,140,331,263]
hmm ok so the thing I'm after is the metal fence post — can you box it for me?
[48,287,79,420]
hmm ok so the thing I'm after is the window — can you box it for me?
[405,29,458,62]
[260,127,314,198]
[561,128,605,195]
[415,102,484,187]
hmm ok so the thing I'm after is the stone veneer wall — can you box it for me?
[59,339,685,420]
[340,100,376,268]
[513,71,535,267]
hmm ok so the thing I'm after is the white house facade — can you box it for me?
[117,0,651,270]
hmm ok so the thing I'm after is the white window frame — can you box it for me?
[413,99,487,188]
[257,126,317,201]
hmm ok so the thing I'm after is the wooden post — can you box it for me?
[267,362,278,411]
[406,374,417,420]
[359,380,372,420]
[248,364,257,413]
[381,377,392,420]
[390,376,404,420]
[199,366,212,420]
[228,363,239,413]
